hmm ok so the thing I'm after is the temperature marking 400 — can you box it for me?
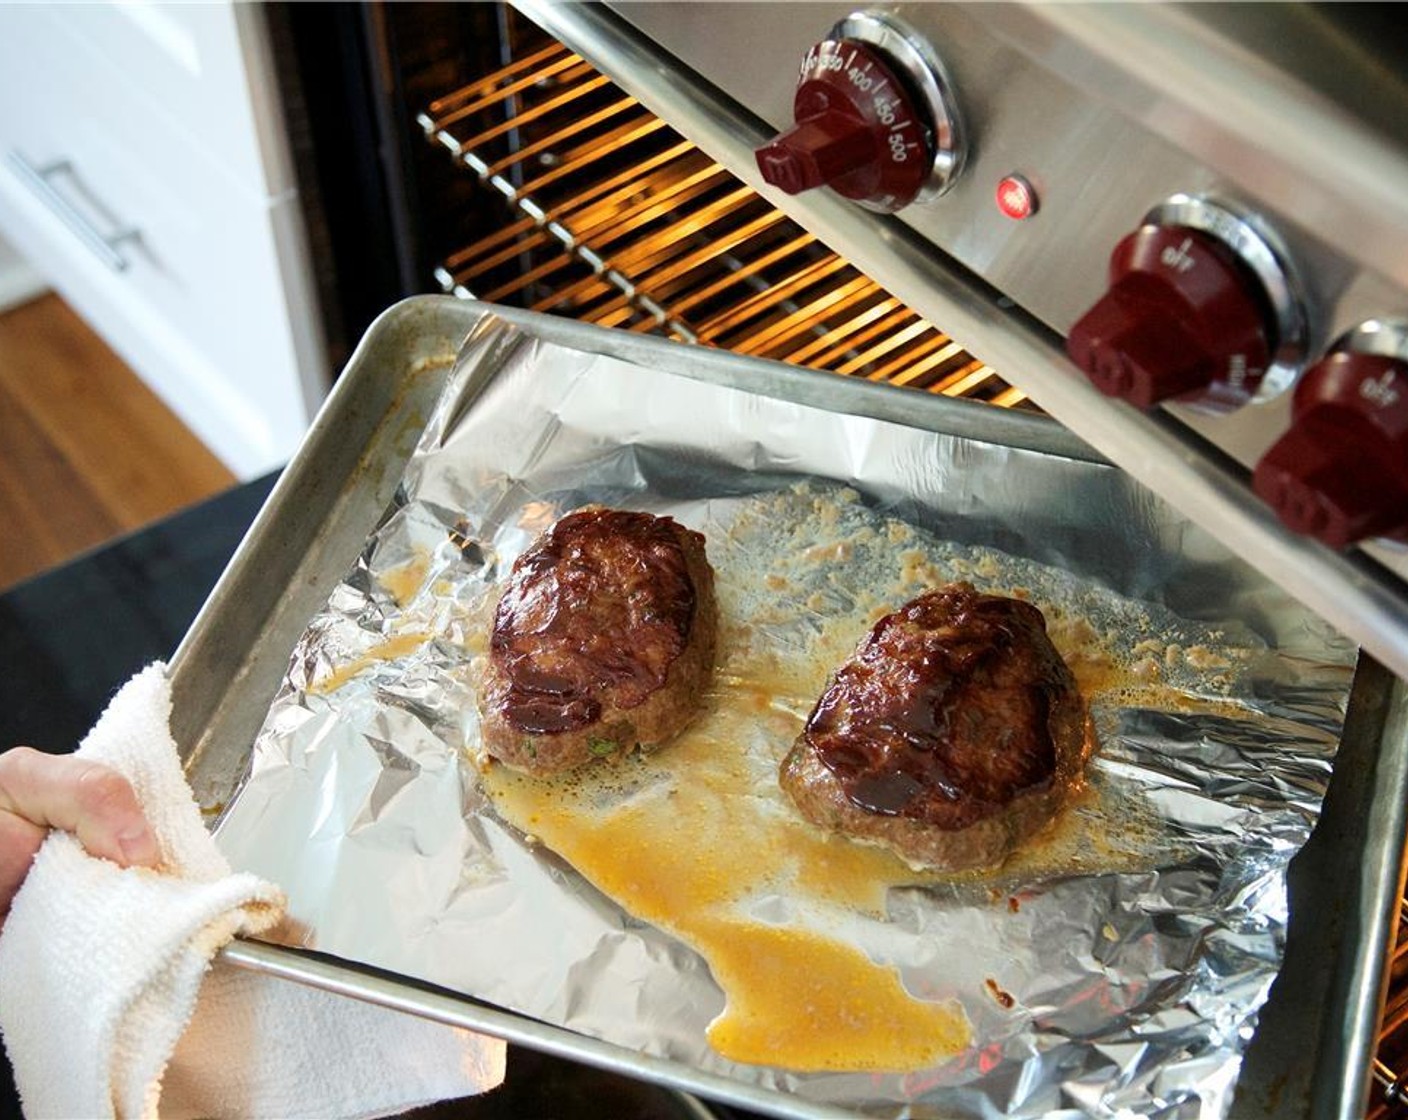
[846,65,875,93]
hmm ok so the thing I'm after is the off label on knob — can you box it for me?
[1361,370,1401,408]
[1159,238,1198,274]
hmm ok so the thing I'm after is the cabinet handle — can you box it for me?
[6,151,140,272]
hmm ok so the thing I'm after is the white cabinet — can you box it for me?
[0,2,326,479]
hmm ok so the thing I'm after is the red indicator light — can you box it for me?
[996,174,1037,220]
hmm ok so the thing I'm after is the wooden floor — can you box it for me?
[0,293,235,591]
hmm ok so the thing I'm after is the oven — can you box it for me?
[216,4,1408,1116]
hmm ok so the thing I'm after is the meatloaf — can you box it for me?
[780,581,1091,871]
[479,506,717,775]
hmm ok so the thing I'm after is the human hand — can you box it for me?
[0,747,159,931]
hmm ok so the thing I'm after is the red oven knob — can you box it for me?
[1066,196,1308,412]
[1254,321,1408,549]
[754,13,964,213]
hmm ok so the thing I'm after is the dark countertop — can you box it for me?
[0,473,280,754]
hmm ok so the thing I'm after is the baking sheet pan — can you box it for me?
[171,296,1408,1118]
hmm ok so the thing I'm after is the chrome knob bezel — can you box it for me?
[1332,317,1408,365]
[830,10,967,205]
[1144,193,1312,409]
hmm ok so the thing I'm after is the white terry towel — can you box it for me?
[0,662,506,1119]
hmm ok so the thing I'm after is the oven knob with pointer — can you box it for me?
[1066,195,1309,412]
[753,12,965,213]
[1253,319,1408,549]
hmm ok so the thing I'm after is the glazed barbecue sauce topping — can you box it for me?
[803,583,1065,827]
[490,509,697,734]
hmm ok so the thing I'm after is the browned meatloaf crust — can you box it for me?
[479,506,717,775]
[780,582,1092,871]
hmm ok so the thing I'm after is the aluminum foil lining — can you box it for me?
[214,315,1356,1118]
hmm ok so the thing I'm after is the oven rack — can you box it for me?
[1371,897,1408,1118]
[417,42,1024,406]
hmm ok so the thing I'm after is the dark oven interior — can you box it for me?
[265,3,1407,1114]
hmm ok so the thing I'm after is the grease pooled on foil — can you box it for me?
[480,485,1206,1074]
[214,317,1355,1117]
